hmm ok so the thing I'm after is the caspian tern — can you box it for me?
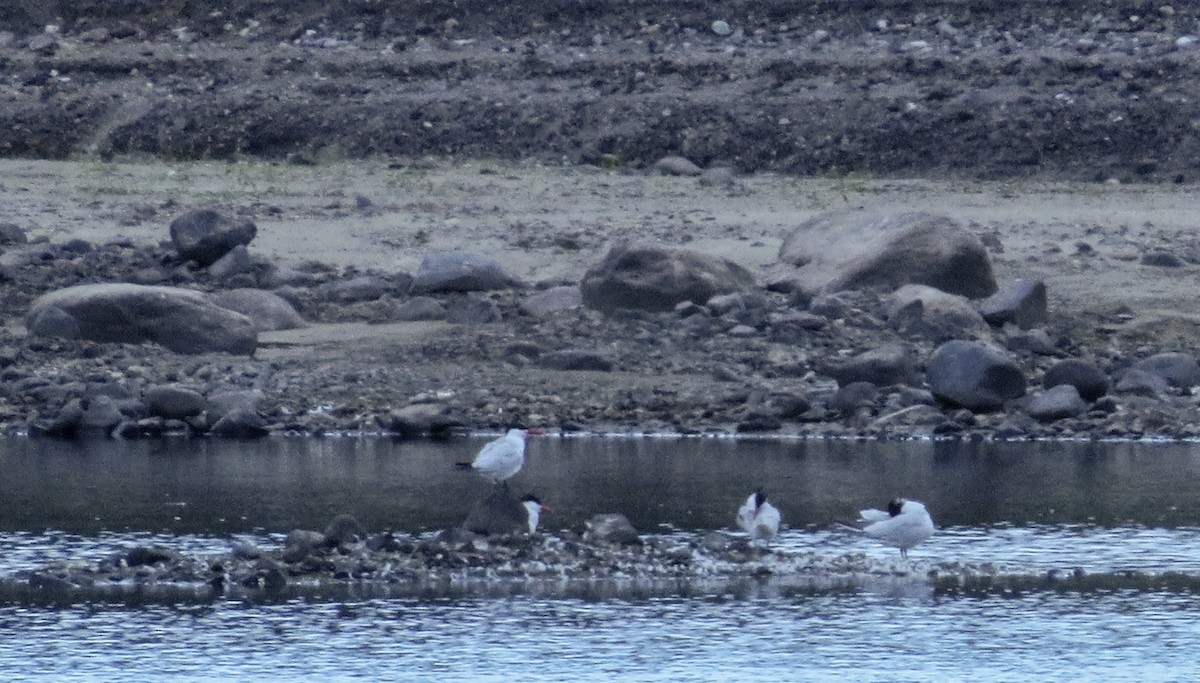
[736,489,781,544]
[520,494,543,534]
[858,497,934,558]
[455,426,538,485]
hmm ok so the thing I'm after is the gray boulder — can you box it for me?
[584,513,641,545]
[169,208,257,267]
[1130,352,1200,389]
[1026,384,1088,421]
[1114,368,1172,397]
[25,305,81,340]
[462,488,534,537]
[313,275,396,303]
[381,402,461,437]
[926,340,1027,411]
[520,286,582,317]
[1043,359,1110,402]
[581,244,757,313]
[979,279,1048,329]
[778,210,996,299]
[207,408,269,438]
[394,296,447,321]
[888,284,989,340]
[822,343,917,387]
[653,155,703,176]
[1004,328,1058,356]
[144,385,207,420]
[211,288,306,331]
[446,298,502,324]
[410,250,521,294]
[26,284,257,355]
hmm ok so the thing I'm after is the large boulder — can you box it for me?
[581,244,757,313]
[1043,359,1110,402]
[822,343,917,387]
[777,210,996,299]
[1130,352,1200,390]
[210,288,306,331]
[887,284,989,340]
[26,284,257,355]
[926,340,1027,411]
[169,209,257,267]
[409,250,521,294]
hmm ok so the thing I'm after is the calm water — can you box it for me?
[2,436,1200,681]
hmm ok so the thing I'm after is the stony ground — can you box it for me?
[1,1,1200,440]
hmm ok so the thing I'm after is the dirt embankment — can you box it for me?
[2,0,1200,181]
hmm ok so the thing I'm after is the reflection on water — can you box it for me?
[2,437,1200,535]
[3,437,1200,681]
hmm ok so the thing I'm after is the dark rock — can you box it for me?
[1131,352,1200,389]
[774,393,812,419]
[394,296,447,321]
[26,283,257,355]
[281,530,324,563]
[1026,384,1088,421]
[1141,251,1184,267]
[538,349,613,372]
[1043,359,1110,401]
[828,381,880,414]
[211,288,306,331]
[806,293,850,318]
[0,222,27,245]
[823,343,916,387]
[382,402,461,437]
[926,340,1027,411]
[736,409,783,432]
[462,488,531,536]
[207,407,269,438]
[323,514,367,546]
[888,284,989,340]
[25,305,81,340]
[206,244,257,280]
[1114,368,1172,397]
[409,250,521,294]
[580,244,756,313]
[979,279,1048,329]
[777,210,996,298]
[1004,328,1058,355]
[520,286,582,316]
[584,513,641,545]
[126,546,177,567]
[445,297,502,324]
[169,208,257,267]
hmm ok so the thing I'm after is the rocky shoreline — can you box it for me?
[6,511,1198,607]
[2,161,1200,442]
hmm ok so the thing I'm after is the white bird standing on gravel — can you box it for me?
[456,427,536,486]
[858,497,935,559]
[520,494,543,534]
[736,489,781,544]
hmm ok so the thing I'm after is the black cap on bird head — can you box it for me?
[754,489,768,509]
[520,494,541,505]
[887,497,906,517]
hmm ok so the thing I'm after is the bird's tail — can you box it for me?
[833,520,865,533]
[454,462,473,470]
